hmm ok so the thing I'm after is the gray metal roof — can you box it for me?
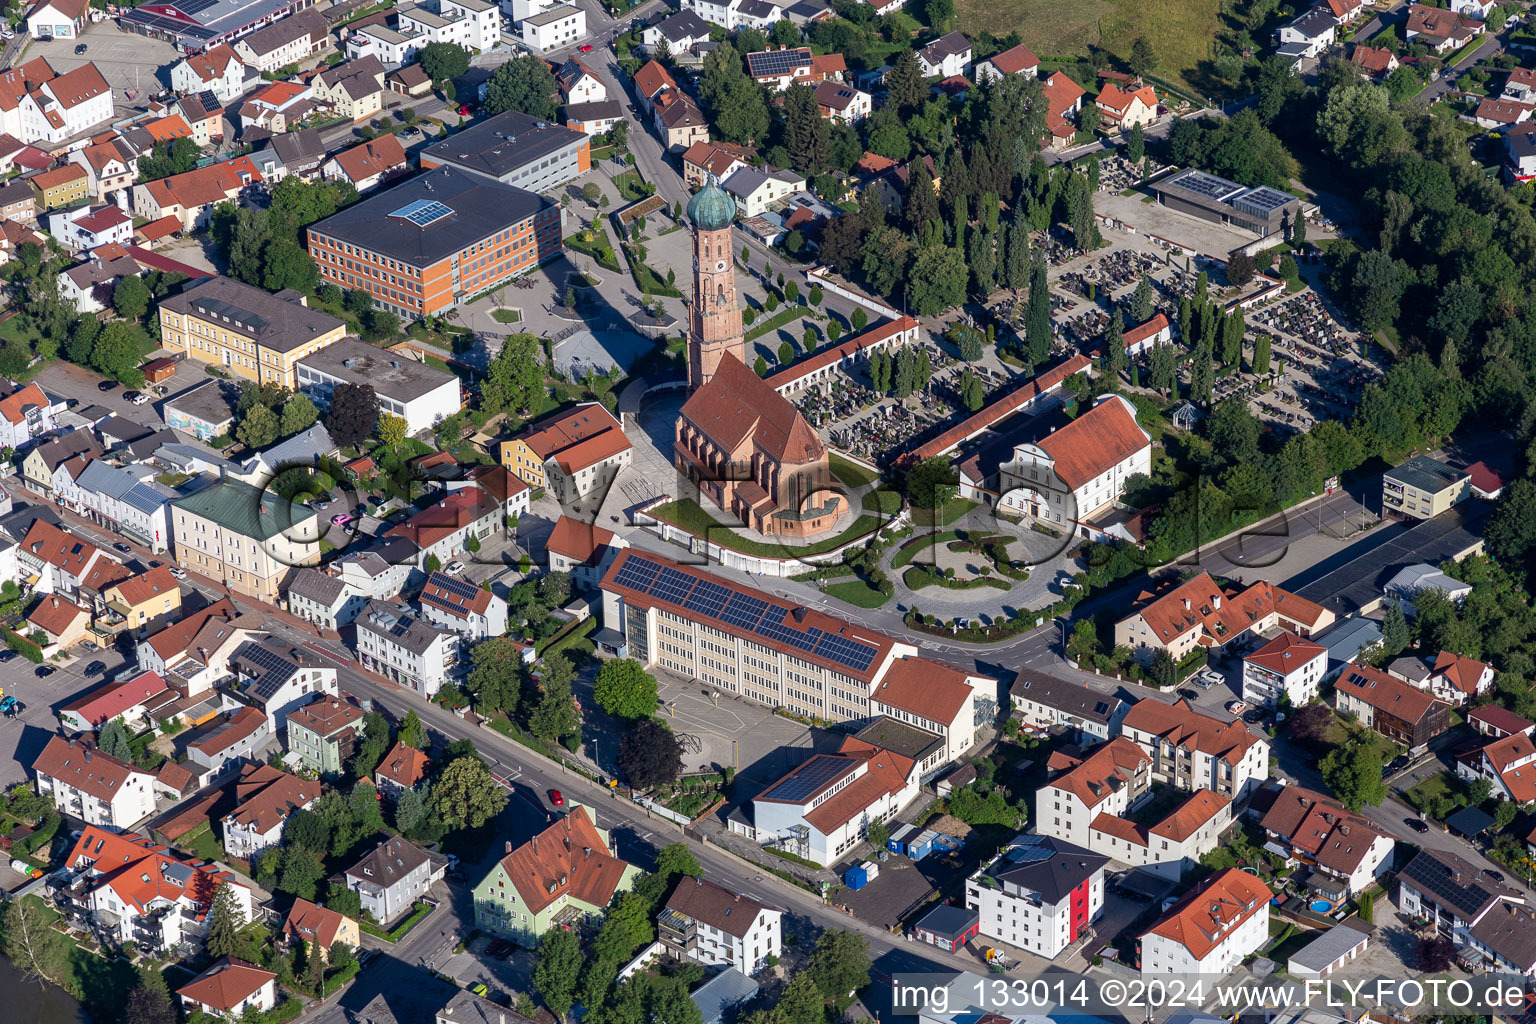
[359,600,452,655]
[287,567,348,607]
[1009,669,1123,724]
[1286,6,1338,37]
[161,276,346,355]
[298,338,456,404]
[308,167,556,266]
[1287,920,1370,972]
[691,968,760,1024]
[75,459,138,501]
[653,9,711,41]
[165,380,238,428]
[420,110,587,184]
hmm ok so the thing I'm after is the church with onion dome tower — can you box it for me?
[672,177,841,539]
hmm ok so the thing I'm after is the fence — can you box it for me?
[806,266,900,321]
[632,793,692,827]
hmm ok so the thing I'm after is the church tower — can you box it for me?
[685,176,747,391]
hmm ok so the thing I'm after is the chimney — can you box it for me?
[505,841,512,854]
[84,747,92,762]
[1182,598,1191,611]
[1212,595,1222,610]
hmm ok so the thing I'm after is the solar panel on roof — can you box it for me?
[177,0,219,14]
[683,579,732,619]
[1231,185,1295,214]
[747,48,811,77]
[611,555,662,591]
[1004,834,1057,864]
[429,573,482,603]
[389,198,454,227]
[719,593,768,630]
[1171,168,1244,201]
[761,755,851,803]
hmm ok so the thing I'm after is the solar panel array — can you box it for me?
[1404,856,1491,916]
[746,48,811,79]
[177,0,219,15]
[761,755,852,803]
[427,571,482,604]
[1005,835,1058,865]
[235,642,297,699]
[390,198,454,227]
[610,555,879,673]
[122,5,219,38]
[1232,185,1295,214]
[1171,169,1243,201]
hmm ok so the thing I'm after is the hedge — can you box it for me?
[359,901,432,942]
[3,627,42,662]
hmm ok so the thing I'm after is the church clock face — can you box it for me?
[715,260,727,272]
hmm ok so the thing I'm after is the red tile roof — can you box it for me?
[545,515,614,565]
[1336,662,1444,724]
[986,42,1039,75]
[1259,785,1389,873]
[375,740,429,791]
[1151,789,1231,841]
[1351,44,1396,74]
[187,706,268,756]
[1096,81,1157,117]
[225,764,319,835]
[765,316,919,391]
[1470,705,1533,735]
[1123,697,1262,764]
[67,826,237,919]
[902,354,1090,465]
[802,737,916,834]
[21,518,111,579]
[31,163,86,191]
[385,485,498,549]
[27,593,87,638]
[285,694,364,736]
[107,565,179,608]
[1465,460,1504,496]
[146,114,193,142]
[1044,736,1150,809]
[328,133,407,183]
[495,806,631,915]
[1245,631,1326,674]
[0,382,48,425]
[1144,867,1271,960]
[516,402,631,474]
[1042,71,1085,118]
[680,355,824,465]
[1431,650,1492,696]
[871,655,974,725]
[285,898,349,948]
[1476,97,1533,124]
[143,598,238,662]
[59,670,170,729]
[33,735,150,800]
[179,958,275,1012]
[1037,395,1149,491]
[634,60,677,101]
[1124,313,1170,348]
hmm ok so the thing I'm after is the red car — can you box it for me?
[549,789,564,807]
[578,43,593,52]
[457,103,472,116]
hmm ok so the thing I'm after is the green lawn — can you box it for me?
[829,452,879,490]
[491,309,521,324]
[861,489,902,515]
[177,822,225,864]
[826,579,891,608]
[912,498,977,527]
[1403,772,1458,816]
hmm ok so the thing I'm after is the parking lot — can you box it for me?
[27,21,186,113]
[651,672,829,788]
[0,640,137,791]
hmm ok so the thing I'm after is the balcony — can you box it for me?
[658,908,696,947]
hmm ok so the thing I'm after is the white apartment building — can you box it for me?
[1397,849,1524,949]
[419,570,508,641]
[171,44,251,105]
[18,63,114,144]
[0,382,55,450]
[345,836,447,924]
[1242,631,1328,707]
[1009,669,1127,741]
[398,0,502,53]
[1422,650,1497,704]
[221,764,320,861]
[917,31,972,78]
[286,567,368,631]
[1458,731,1536,803]
[229,638,340,734]
[965,834,1108,959]
[732,736,920,866]
[297,338,462,436]
[74,460,175,553]
[61,826,252,954]
[355,600,457,697]
[602,550,992,767]
[336,548,414,601]
[681,0,778,30]
[186,707,272,776]
[1139,868,1272,975]
[1035,737,1231,879]
[521,4,585,50]
[346,24,423,65]
[32,735,155,830]
[660,876,782,973]
[996,394,1151,529]
[1120,697,1271,802]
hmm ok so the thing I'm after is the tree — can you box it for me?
[1125,122,1145,164]
[783,83,830,174]
[376,413,408,449]
[1079,101,1100,136]
[481,333,545,416]
[594,658,660,720]
[137,137,200,181]
[778,340,794,365]
[1251,332,1271,376]
[431,756,509,828]
[852,307,868,332]
[466,639,522,717]
[324,382,379,449]
[419,42,470,82]
[126,971,176,1024]
[349,711,391,780]
[885,48,925,116]
[908,245,967,316]
[99,718,133,760]
[618,718,683,790]
[484,55,558,119]
[1320,742,1387,812]
[1128,36,1157,77]
[754,355,768,376]
[3,894,63,986]
[399,709,426,750]
[1415,937,1456,972]
[1148,648,1176,689]
[892,345,916,398]
[902,156,938,235]
[325,880,363,920]
[113,275,151,321]
[807,929,871,998]
[1226,252,1255,288]
[1382,601,1409,658]
[700,43,770,145]
[237,403,279,450]
[534,928,581,1020]
[92,321,144,384]
[206,881,247,960]
[1025,243,1051,365]
[394,785,429,837]
[1130,273,1155,324]
[529,653,580,742]
[279,394,318,437]
[1288,703,1333,748]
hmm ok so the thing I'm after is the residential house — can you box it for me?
[320,133,407,190]
[1423,650,1495,704]
[286,567,367,630]
[28,593,92,649]
[1123,314,1173,358]
[419,570,508,641]
[654,91,709,151]
[744,47,846,90]
[335,549,413,602]
[1397,848,1524,949]
[355,600,458,697]
[545,515,625,590]
[132,157,264,231]
[1384,563,1472,616]
[57,671,172,734]
[284,898,359,962]
[234,9,330,73]
[499,403,632,502]
[16,62,114,144]
[58,248,140,314]
[186,707,271,775]
[176,92,226,147]
[731,737,920,867]
[974,42,1038,82]
[1120,697,1271,802]
[345,835,447,924]
[221,763,320,860]
[61,826,250,953]
[1405,3,1480,53]
[565,100,621,135]
[682,140,753,188]
[1115,572,1334,663]
[1333,662,1453,750]
[681,0,778,30]
[259,127,329,181]
[171,45,251,105]
[660,876,781,973]
[556,57,607,103]
[170,478,321,602]
[1095,80,1158,130]
[1473,96,1532,129]
[228,637,340,733]
[634,59,678,112]
[1041,71,1086,148]
[99,565,183,640]
[1324,0,1366,20]
[1351,44,1399,78]
[179,959,277,1019]
[642,11,712,56]
[135,597,239,675]
[239,81,313,135]
[26,0,87,39]
[1257,786,1393,897]
[918,31,972,78]
[73,461,177,555]
[1242,631,1327,707]
[1467,902,1536,976]
[1034,737,1232,878]
[722,165,804,216]
[0,381,53,448]
[473,805,639,943]
[285,695,365,774]
[17,516,117,599]
[1452,0,1496,18]
[1471,705,1535,739]
[31,163,89,209]
[32,734,156,829]
[812,81,871,122]
[374,740,430,801]
[1008,670,1127,741]
[1276,7,1338,60]
[1458,731,1536,803]
[520,4,585,50]
[66,141,136,201]
[395,0,503,56]
[312,56,386,123]
[1139,868,1271,974]
[0,178,39,224]
[383,485,500,570]
[965,834,1109,959]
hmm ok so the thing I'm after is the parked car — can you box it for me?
[1177,688,1199,701]
[0,650,16,663]
[35,666,54,677]
[485,939,512,959]
[169,567,187,580]
[548,789,564,806]
[73,43,85,54]
[97,380,117,392]
[36,34,52,42]
[446,560,466,574]
[130,393,148,406]
[1407,818,1430,834]
[331,513,358,526]
[579,43,593,51]
[1226,701,1247,714]
[113,542,132,553]
[469,984,490,998]
[83,660,106,676]
[457,104,472,115]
